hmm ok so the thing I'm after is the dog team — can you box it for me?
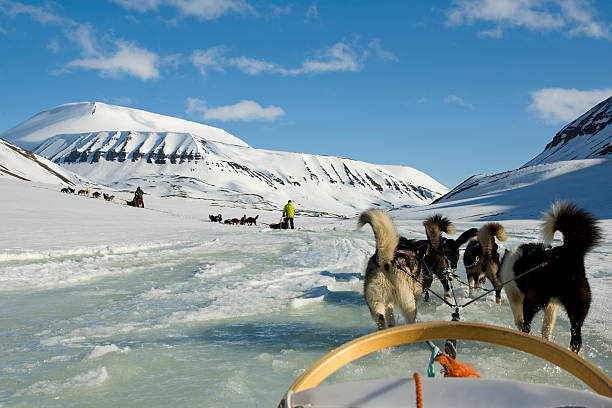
[61,187,116,201]
[359,201,601,354]
[209,214,259,226]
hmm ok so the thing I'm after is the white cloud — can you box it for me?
[477,27,503,38]
[445,0,611,40]
[68,42,160,80]
[109,0,256,20]
[47,39,61,53]
[2,1,73,25]
[191,41,373,78]
[367,39,399,62]
[1,1,161,80]
[186,97,207,115]
[528,88,612,124]
[108,0,162,12]
[109,96,136,106]
[187,98,285,121]
[268,5,291,18]
[559,0,611,39]
[300,42,361,74]
[65,24,98,56]
[190,46,225,78]
[205,100,285,121]
[444,94,474,109]
[228,56,285,75]
[306,3,319,20]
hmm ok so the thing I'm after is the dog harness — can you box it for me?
[463,241,481,268]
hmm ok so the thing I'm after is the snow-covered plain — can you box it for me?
[1,178,610,407]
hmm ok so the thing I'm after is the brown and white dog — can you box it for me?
[463,222,507,304]
[500,202,601,353]
[358,209,423,330]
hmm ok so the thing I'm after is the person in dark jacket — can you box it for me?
[134,186,144,208]
[282,200,295,229]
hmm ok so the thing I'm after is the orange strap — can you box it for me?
[413,372,423,408]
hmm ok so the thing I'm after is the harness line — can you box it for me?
[394,253,553,310]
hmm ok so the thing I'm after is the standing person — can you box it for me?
[282,200,295,229]
[134,186,144,208]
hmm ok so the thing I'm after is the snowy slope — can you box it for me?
[525,95,612,166]
[427,158,611,220]
[2,102,448,216]
[0,138,83,185]
[0,102,248,150]
[31,130,448,216]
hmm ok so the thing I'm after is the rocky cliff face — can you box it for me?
[524,95,612,166]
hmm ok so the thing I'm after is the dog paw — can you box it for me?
[495,298,502,305]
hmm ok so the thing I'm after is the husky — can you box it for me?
[421,215,456,299]
[440,228,479,276]
[358,209,423,330]
[463,222,507,304]
[500,202,601,353]
[270,217,289,229]
[245,215,259,226]
[209,214,222,222]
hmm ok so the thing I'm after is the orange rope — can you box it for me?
[435,353,481,378]
[413,372,423,408]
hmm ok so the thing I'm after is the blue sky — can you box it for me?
[1,0,611,188]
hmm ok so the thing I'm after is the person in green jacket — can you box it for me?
[282,200,295,229]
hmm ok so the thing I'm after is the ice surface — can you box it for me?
[0,178,610,407]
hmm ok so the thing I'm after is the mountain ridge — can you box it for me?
[524,95,612,166]
[1,102,449,216]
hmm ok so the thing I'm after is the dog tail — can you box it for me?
[542,201,601,254]
[358,209,399,266]
[255,215,259,220]
[424,214,455,248]
[456,227,478,248]
[478,222,507,255]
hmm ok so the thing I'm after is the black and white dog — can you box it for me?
[500,202,601,354]
[400,216,478,301]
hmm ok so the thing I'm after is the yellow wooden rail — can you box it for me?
[288,321,612,397]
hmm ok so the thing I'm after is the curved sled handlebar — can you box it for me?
[287,321,612,397]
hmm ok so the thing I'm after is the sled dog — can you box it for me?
[500,202,601,353]
[358,209,423,330]
[463,222,507,304]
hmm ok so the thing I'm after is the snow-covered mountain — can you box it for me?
[429,97,612,220]
[0,102,248,150]
[0,138,82,185]
[524,95,612,166]
[1,102,448,216]
[430,158,611,219]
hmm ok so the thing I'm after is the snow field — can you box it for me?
[0,178,610,407]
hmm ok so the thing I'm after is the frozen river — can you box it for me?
[1,216,610,407]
